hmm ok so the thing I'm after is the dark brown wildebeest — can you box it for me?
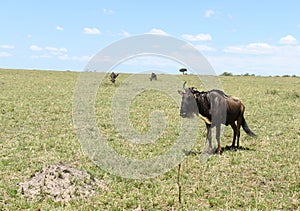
[178,82,256,154]
[110,72,119,83]
[149,72,157,81]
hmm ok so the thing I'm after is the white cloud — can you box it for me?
[44,46,68,56]
[118,30,130,37]
[204,9,215,18]
[59,47,67,52]
[147,28,169,36]
[0,52,12,57]
[45,46,67,52]
[208,42,300,75]
[279,35,298,45]
[30,45,43,51]
[83,27,101,35]
[180,43,216,52]
[103,8,115,15]
[0,45,15,49]
[208,48,300,76]
[227,13,234,19]
[58,54,91,61]
[30,54,51,59]
[56,26,64,31]
[182,33,212,41]
[194,45,216,52]
[113,55,182,74]
[30,45,68,58]
[31,52,91,62]
[30,45,67,52]
[223,42,276,55]
[45,46,58,51]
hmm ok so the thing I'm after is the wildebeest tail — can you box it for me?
[242,116,257,137]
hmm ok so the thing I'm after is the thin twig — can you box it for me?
[177,163,182,204]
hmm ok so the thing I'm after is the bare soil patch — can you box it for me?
[19,163,109,202]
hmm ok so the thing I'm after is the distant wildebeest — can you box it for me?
[178,82,257,154]
[149,72,157,81]
[110,72,119,83]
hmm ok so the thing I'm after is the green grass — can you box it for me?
[0,69,299,210]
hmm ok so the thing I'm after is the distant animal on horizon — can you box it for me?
[149,72,157,81]
[178,82,257,154]
[110,72,119,83]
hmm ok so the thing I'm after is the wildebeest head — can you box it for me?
[150,72,157,81]
[178,82,199,118]
[110,72,119,83]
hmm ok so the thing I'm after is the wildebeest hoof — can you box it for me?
[203,147,215,155]
[216,148,222,155]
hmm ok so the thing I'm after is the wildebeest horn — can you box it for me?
[183,81,187,89]
[198,113,211,124]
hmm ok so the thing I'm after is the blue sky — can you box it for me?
[1,0,300,75]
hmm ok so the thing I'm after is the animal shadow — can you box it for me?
[183,145,255,156]
[222,145,255,152]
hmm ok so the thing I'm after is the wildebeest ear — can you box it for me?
[178,90,184,96]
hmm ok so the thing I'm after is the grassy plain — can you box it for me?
[0,69,299,210]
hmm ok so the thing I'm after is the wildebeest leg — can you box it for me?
[236,116,242,148]
[216,124,222,154]
[206,124,213,152]
[230,122,237,148]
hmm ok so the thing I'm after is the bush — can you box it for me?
[220,72,233,76]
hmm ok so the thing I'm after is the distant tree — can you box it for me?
[221,72,233,76]
[179,68,187,75]
[242,73,255,76]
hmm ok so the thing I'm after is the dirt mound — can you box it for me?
[19,163,109,202]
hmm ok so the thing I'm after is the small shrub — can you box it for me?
[266,89,279,95]
[221,72,233,76]
[286,91,300,99]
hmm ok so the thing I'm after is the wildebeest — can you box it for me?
[149,72,157,81]
[110,72,119,83]
[178,82,256,154]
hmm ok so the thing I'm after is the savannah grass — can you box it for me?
[0,69,299,210]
